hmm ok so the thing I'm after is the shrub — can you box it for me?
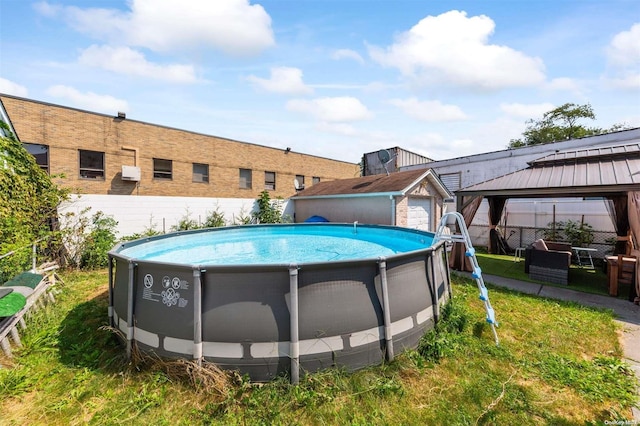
[253,191,289,224]
[79,212,118,269]
[543,220,594,247]
[202,207,226,228]
[171,208,199,231]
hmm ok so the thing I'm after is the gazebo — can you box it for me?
[450,142,640,302]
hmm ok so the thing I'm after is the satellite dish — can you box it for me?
[294,178,304,191]
[377,149,391,164]
[377,149,394,176]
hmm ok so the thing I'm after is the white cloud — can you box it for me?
[0,78,28,97]
[606,23,640,67]
[332,49,365,64]
[32,1,61,18]
[286,97,372,122]
[606,74,640,90]
[500,102,556,119]
[603,23,640,91]
[35,0,274,56]
[46,85,129,114]
[368,10,545,90]
[247,67,313,95]
[79,45,197,83]
[389,98,467,122]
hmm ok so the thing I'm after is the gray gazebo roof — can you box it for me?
[457,142,640,198]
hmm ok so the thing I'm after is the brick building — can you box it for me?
[0,94,360,199]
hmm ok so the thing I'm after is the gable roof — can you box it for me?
[293,168,452,199]
[457,142,640,198]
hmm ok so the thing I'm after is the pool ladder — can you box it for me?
[435,212,499,345]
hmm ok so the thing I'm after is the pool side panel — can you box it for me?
[109,226,451,382]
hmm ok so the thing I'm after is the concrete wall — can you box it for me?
[293,197,393,224]
[1,94,360,200]
[59,194,293,238]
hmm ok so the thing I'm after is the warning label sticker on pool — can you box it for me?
[142,274,189,308]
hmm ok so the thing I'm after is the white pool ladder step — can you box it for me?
[435,212,499,345]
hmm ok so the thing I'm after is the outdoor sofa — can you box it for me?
[524,239,573,285]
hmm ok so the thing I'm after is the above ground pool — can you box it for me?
[108,223,451,382]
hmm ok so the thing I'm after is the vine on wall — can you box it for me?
[0,121,68,280]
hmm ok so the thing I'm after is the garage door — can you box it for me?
[407,198,431,231]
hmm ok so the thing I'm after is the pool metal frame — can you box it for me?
[108,224,451,383]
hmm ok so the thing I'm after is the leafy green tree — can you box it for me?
[508,103,629,148]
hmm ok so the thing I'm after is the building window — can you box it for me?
[23,143,49,173]
[239,168,252,189]
[79,149,105,179]
[153,158,172,180]
[312,176,321,185]
[295,174,305,190]
[265,171,276,190]
[193,163,209,183]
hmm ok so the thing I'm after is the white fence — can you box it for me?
[59,195,614,247]
[58,194,294,238]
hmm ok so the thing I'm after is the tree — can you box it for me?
[508,103,628,148]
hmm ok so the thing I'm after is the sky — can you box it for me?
[1,0,639,164]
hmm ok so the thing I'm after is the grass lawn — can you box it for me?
[475,251,614,297]
[0,269,637,425]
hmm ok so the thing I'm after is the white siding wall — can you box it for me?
[59,194,293,238]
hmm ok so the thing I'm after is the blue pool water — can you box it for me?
[118,224,435,265]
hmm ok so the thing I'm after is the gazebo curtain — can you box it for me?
[487,196,508,254]
[450,195,483,271]
[605,195,631,255]
[627,191,640,304]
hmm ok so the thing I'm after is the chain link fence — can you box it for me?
[469,224,616,264]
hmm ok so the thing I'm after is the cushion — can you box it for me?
[3,272,43,289]
[0,292,26,317]
[0,287,14,299]
[532,239,549,251]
